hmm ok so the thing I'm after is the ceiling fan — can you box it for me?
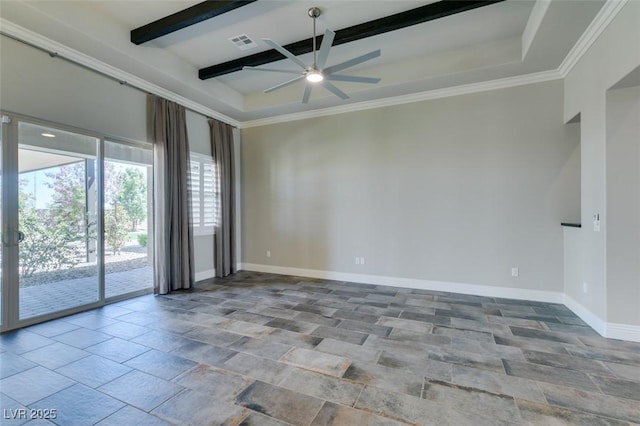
[243,7,381,104]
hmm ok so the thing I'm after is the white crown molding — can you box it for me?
[1,0,626,129]
[238,70,562,128]
[0,18,240,128]
[557,0,628,78]
[239,263,564,304]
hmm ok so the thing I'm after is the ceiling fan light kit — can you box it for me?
[243,6,381,104]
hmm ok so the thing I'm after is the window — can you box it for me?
[189,153,218,235]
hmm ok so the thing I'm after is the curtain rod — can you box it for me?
[0,31,238,128]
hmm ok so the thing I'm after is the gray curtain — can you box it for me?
[149,95,194,294]
[209,118,236,277]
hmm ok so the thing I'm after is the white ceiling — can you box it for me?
[0,0,605,124]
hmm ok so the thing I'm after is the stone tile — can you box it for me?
[277,367,363,406]
[259,328,322,349]
[433,325,494,344]
[99,370,184,411]
[97,322,150,340]
[116,311,157,326]
[0,352,37,379]
[486,314,546,329]
[53,328,112,349]
[493,334,571,355]
[376,316,434,334]
[183,325,244,346]
[385,328,451,348]
[0,330,55,354]
[171,340,237,366]
[589,372,640,401]
[124,349,197,380]
[292,303,337,316]
[343,360,423,396]
[226,310,274,325]
[153,389,249,425]
[235,380,324,425]
[229,336,293,360]
[254,307,300,320]
[64,313,120,330]
[451,337,524,361]
[522,349,611,374]
[25,320,80,338]
[543,321,600,336]
[0,366,75,405]
[578,335,640,353]
[96,406,172,426]
[311,401,407,426]
[398,310,451,326]
[353,304,402,318]
[603,361,640,382]
[86,337,150,363]
[0,392,29,426]
[337,319,392,337]
[22,343,89,371]
[566,345,640,367]
[355,385,492,425]
[240,412,290,426]
[451,364,546,403]
[312,325,368,346]
[332,309,380,324]
[509,326,581,344]
[428,346,505,373]
[378,350,452,382]
[215,318,276,339]
[173,364,252,399]
[265,317,319,334]
[502,359,598,391]
[449,317,512,335]
[130,330,194,352]
[540,382,640,424]
[315,337,382,364]
[423,380,522,424]
[223,352,292,385]
[31,383,124,425]
[55,354,131,388]
[280,347,351,377]
[516,399,628,426]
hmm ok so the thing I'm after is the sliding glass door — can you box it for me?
[0,115,153,331]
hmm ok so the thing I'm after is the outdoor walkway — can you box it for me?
[19,267,153,319]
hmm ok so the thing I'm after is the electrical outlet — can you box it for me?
[266,250,271,258]
[583,282,588,293]
[360,257,365,265]
[355,257,360,265]
[511,267,519,277]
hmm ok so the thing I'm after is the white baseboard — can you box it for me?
[563,294,607,336]
[239,263,564,304]
[606,322,640,342]
[195,269,216,281]
[562,294,640,342]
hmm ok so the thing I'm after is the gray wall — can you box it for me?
[0,35,215,277]
[241,80,580,292]
[606,86,640,326]
[564,1,640,325]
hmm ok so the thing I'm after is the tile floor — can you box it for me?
[1,271,639,425]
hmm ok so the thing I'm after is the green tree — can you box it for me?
[105,203,128,255]
[115,168,146,231]
[18,180,82,278]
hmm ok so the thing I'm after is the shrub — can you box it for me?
[137,233,148,247]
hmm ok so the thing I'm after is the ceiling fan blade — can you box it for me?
[321,81,349,100]
[264,75,305,93]
[302,83,312,104]
[326,74,381,84]
[324,49,381,75]
[316,29,335,69]
[263,39,308,70]
[243,66,302,75]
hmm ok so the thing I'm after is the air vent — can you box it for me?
[229,34,258,51]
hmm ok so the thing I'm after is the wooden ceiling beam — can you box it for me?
[131,0,257,45]
[198,0,505,80]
